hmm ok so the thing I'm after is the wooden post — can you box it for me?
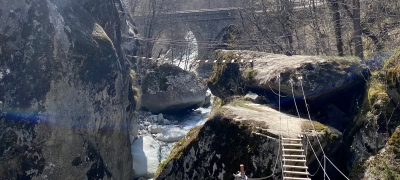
[240,164,244,178]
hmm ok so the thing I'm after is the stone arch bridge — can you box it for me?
[133,8,240,59]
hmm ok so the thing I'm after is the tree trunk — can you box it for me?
[328,0,344,56]
[309,0,322,55]
[143,0,158,57]
[353,0,364,60]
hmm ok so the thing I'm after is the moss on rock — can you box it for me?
[388,127,400,157]
[346,70,400,178]
[208,51,245,100]
[383,50,400,69]
[353,126,400,179]
[386,64,400,88]
[346,72,395,144]
[302,121,330,133]
[385,49,400,89]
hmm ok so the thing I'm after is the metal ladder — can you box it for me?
[281,137,310,180]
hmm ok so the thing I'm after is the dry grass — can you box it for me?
[228,98,263,112]
[301,121,329,133]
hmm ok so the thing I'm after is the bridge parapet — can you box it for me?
[134,8,240,22]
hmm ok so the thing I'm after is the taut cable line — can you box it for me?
[297,77,349,180]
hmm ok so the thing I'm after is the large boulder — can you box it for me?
[0,0,138,179]
[141,64,208,114]
[208,50,369,114]
[154,100,342,180]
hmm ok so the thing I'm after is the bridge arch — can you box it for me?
[134,8,239,59]
[151,23,202,61]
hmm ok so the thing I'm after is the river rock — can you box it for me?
[141,64,208,114]
[156,127,188,142]
[202,91,212,107]
[149,125,163,134]
[157,113,164,122]
[148,115,158,123]
[0,0,139,179]
[144,121,151,126]
[138,124,146,130]
[163,119,171,125]
[244,91,262,104]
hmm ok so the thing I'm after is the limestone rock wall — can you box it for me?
[0,0,138,179]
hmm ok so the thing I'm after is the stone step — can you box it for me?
[283,154,306,158]
[283,159,306,163]
[283,177,311,180]
[284,171,309,175]
[283,165,308,169]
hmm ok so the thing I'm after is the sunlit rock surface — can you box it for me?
[0,0,139,179]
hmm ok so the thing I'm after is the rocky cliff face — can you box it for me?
[345,55,400,178]
[350,126,400,179]
[0,0,138,179]
[343,72,400,172]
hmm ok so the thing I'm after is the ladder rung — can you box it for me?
[283,149,304,152]
[284,171,309,175]
[282,138,302,141]
[283,177,311,180]
[282,143,303,147]
[283,154,305,158]
[283,165,308,169]
[283,159,306,162]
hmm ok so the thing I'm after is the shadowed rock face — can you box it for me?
[0,0,138,179]
[141,64,207,114]
[351,126,400,179]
